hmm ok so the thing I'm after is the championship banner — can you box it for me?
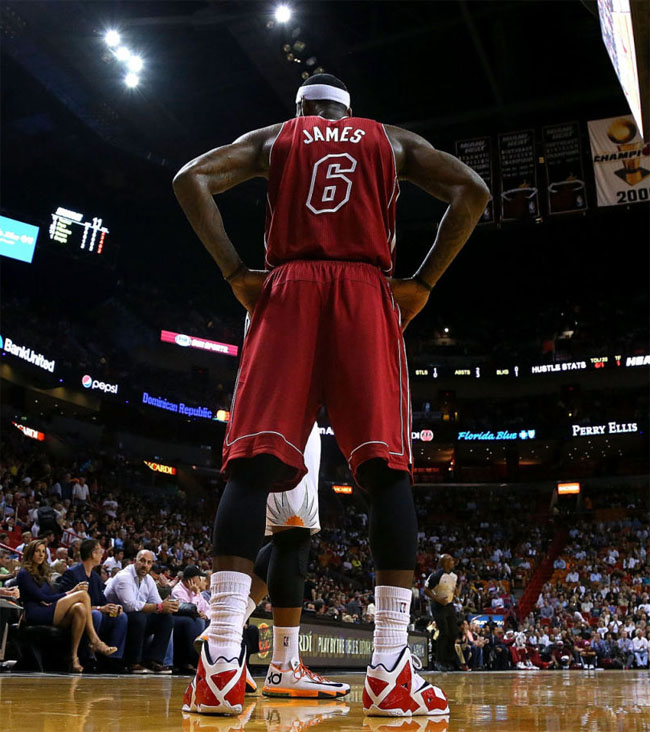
[543,123,588,214]
[588,115,650,206]
[249,616,428,669]
[455,137,495,224]
[498,130,539,221]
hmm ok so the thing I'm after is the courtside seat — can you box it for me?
[10,623,71,672]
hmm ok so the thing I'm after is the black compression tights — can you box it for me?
[212,455,285,561]
[358,459,418,571]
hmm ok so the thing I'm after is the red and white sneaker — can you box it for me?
[184,643,247,715]
[363,647,449,717]
[363,714,450,732]
[182,674,198,713]
[262,658,350,698]
[181,703,256,730]
[193,632,257,695]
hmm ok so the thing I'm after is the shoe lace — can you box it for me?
[294,661,326,683]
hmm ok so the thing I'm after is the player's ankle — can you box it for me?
[272,657,298,671]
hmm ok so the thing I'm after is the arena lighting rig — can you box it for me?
[103,28,144,88]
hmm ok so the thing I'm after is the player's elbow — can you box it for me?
[461,175,490,210]
[172,165,196,196]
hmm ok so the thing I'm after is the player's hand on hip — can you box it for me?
[229,268,268,315]
[388,277,431,332]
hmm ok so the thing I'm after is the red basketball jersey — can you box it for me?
[264,116,399,274]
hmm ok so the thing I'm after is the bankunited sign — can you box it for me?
[0,334,55,372]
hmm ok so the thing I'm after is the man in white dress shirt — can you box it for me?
[105,550,177,673]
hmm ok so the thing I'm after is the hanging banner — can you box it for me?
[543,123,588,214]
[588,115,650,206]
[498,130,539,222]
[455,137,495,224]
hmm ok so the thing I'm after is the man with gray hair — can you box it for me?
[105,550,177,673]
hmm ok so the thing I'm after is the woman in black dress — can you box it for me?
[17,539,117,672]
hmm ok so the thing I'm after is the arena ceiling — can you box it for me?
[2,0,623,170]
[2,0,644,317]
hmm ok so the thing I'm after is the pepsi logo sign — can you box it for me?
[80,375,119,394]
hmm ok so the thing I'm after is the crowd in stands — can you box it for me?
[406,291,648,370]
[4,283,649,425]
[1,429,648,674]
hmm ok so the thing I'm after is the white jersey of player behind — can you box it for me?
[265,421,321,535]
[242,314,321,537]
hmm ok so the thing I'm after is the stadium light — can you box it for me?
[105,30,120,47]
[115,46,131,62]
[127,55,143,72]
[274,4,292,23]
[124,73,140,88]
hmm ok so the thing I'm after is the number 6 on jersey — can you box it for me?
[306,153,358,214]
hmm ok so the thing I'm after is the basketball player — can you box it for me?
[189,422,350,702]
[173,73,489,716]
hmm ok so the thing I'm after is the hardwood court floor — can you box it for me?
[1,670,649,732]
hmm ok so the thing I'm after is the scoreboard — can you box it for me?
[49,206,109,254]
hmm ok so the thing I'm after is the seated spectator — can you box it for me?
[57,539,128,668]
[632,629,649,668]
[617,630,635,669]
[171,566,209,619]
[103,548,124,573]
[169,565,210,673]
[105,549,176,674]
[17,540,117,672]
[574,633,597,669]
[15,531,32,554]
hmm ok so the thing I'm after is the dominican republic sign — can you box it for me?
[588,115,650,207]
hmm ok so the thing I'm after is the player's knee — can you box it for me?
[267,527,311,607]
[253,541,273,583]
[358,458,409,495]
[229,454,286,486]
[272,527,311,577]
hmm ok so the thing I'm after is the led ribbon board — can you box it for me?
[49,206,108,254]
[12,421,45,441]
[0,215,39,263]
[160,330,238,357]
[143,461,176,475]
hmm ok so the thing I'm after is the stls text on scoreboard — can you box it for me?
[49,206,109,254]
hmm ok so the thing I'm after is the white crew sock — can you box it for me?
[245,596,257,624]
[371,585,411,668]
[271,626,300,669]
[207,571,252,661]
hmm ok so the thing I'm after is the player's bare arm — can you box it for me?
[173,123,282,313]
[384,125,490,331]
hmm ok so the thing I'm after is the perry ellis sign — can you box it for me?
[571,421,638,437]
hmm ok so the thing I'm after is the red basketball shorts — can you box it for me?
[222,260,412,490]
